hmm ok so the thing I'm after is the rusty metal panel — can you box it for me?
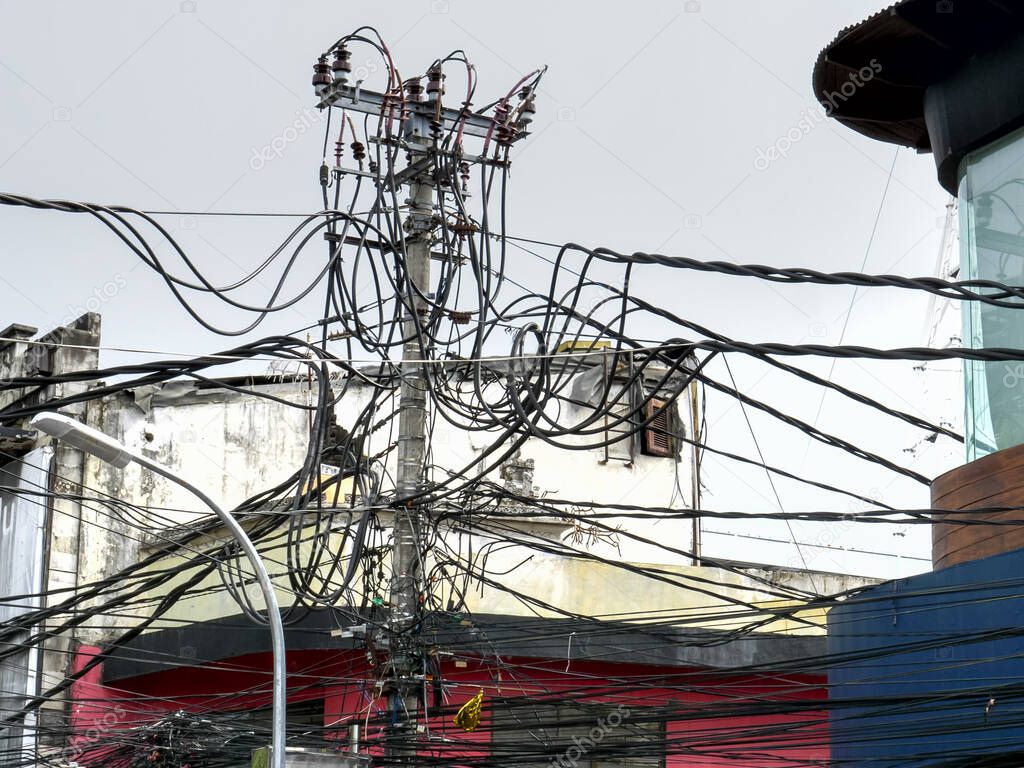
[0,447,51,768]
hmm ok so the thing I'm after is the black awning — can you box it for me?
[812,0,1024,152]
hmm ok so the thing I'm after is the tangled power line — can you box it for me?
[0,25,1011,768]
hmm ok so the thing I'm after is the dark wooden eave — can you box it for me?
[812,0,1024,151]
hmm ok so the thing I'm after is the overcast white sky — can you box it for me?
[0,1,958,579]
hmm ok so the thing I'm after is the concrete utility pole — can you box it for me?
[316,48,542,763]
[387,76,435,759]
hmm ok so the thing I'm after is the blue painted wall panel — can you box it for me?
[829,547,1024,766]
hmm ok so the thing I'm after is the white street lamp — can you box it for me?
[30,412,286,768]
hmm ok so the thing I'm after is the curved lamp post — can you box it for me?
[30,412,286,768]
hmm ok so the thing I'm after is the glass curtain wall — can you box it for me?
[959,125,1024,460]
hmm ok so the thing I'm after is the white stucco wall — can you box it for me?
[81,365,699,572]
[63,365,878,646]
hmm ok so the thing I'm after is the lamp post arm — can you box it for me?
[28,411,286,767]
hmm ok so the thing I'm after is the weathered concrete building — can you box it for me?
[0,315,869,766]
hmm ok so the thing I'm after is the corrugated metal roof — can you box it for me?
[812,0,1024,151]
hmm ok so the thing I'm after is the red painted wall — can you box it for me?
[69,646,826,766]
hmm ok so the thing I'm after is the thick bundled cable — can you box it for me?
[1,23,1014,768]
